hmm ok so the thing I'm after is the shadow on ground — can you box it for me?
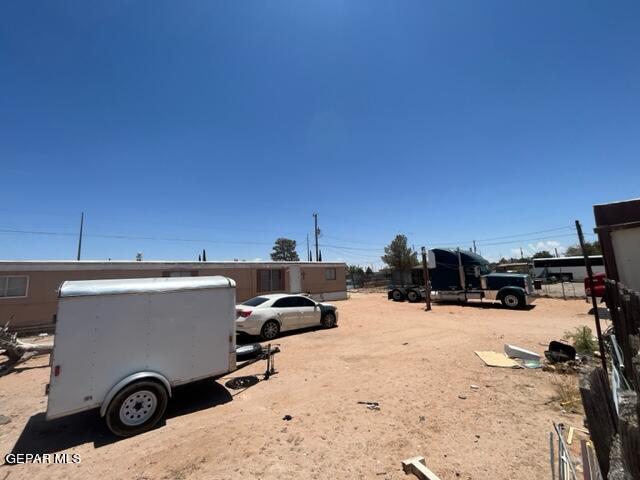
[433,301,536,311]
[236,324,335,345]
[8,379,232,456]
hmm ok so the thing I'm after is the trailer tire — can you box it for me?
[501,292,524,309]
[391,289,405,302]
[105,379,169,437]
[406,289,420,303]
[260,320,280,340]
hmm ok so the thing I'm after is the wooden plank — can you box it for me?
[579,366,618,477]
[617,390,640,479]
[567,426,575,445]
[401,456,442,480]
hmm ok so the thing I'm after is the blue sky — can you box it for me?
[1,1,639,267]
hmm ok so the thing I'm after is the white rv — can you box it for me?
[46,276,237,436]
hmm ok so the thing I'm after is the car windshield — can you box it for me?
[242,296,269,307]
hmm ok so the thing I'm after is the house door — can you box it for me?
[289,266,301,293]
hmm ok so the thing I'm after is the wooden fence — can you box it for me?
[579,280,640,479]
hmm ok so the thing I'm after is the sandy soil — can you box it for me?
[0,294,598,480]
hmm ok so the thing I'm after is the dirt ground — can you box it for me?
[0,294,599,480]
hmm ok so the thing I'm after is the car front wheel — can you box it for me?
[321,311,337,328]
[260,320,280,340]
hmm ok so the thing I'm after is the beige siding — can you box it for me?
[301,265,346,294]
[0,262,344,332]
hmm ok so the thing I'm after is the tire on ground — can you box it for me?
[501,291,525,309]
[391,289,405,302]
[406,289,420,303]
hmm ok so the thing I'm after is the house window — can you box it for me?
[257,269,284,292]
[325,268,337,281]
[0,276,29,298]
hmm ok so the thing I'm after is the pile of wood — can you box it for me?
[0,323,53,377]
[579,281,640,479]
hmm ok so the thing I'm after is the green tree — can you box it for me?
[347,265,365,287]
[532,250,553,259]
[381,235,418,281]
[270,238,300,261]
[565,241,601,256]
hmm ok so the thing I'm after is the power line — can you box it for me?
[304,226,578,251]
[0,227,302,247]
[479,232,593,247]
[0,223,596,256]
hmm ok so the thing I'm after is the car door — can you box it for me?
[272,297,299,331]
[295,296,321,327]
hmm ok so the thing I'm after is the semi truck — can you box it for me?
[388,248,535,309]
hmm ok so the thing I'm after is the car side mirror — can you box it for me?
[474,266,481,278]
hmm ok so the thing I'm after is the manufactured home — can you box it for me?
[0,261,347,332]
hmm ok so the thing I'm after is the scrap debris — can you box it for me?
[474,351,520,368]
[358,401,380,411]
[504,344,541,362]
[544,341,576,364]
[401,456,442,480]
[476,345,545,369]
[504,344,542,368]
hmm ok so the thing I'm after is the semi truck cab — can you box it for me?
[388,248,535,309]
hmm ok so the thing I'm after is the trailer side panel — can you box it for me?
[46,281,235,420]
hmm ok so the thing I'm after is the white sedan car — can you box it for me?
[235,294,338,340]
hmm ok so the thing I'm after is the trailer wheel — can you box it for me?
[406,289,420,303]
[105,380,169,437]
[391,289,405,302]
[501,293,524,309]
[260,320,280,340]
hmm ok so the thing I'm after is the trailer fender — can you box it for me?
[100,372,172,417]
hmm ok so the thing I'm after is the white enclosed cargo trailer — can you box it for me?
[46,276,237,436]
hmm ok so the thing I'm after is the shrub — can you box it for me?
[563,326,597,355]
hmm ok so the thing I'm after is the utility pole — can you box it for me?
[313,213,319,262]
[473,240,477,253]
[421,247,432,311]
[576,220,607,374]
[76,212,84,261]
[520,247,524,259]
[554,248,559,258]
